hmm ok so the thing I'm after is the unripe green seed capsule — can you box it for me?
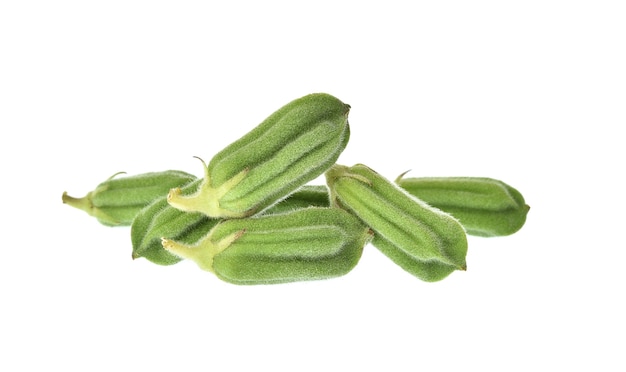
[161,208,372,285]
[326,164,468,274]
[167,93,351,218]
[132,184,332,266]
[395,176,529,237]
[62,170,196,226]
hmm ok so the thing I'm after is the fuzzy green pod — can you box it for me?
[167,93,351,219]
[62,170,196,226]
[326,164,468,280]
[132,184,332,266]
[161,207,372,285]
[396,176,529,237]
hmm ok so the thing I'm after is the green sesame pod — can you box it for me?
[132,184,332,266]
[62,170,196,226]
[396,176,530,237]
[325,164,468,275]
[161,208,373,285]
[167,93,351,218]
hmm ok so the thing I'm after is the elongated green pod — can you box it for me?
[62,170,196,226]
[326,164,468,274]
[161,208,373,285]
[396,176,529,237]
[132,184,332,266]
[167,93,351,218]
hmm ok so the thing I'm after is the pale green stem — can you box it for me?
[167,160,249,218]
[62,191,119,225]
[62,191,93,215]
[161,229,245,272]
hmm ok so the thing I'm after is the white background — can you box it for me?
[1,1,624,371]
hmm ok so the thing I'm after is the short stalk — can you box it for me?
[161,229,245,272]
[167,159,249,218]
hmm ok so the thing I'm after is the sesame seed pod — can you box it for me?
[167,93,351,218]
[396,176,529,237]
[62,170,196,226]
[161,208,372,285]
[325,164,468,272]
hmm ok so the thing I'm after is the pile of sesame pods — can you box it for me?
[63,93,529,285]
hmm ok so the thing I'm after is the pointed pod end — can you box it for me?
[106,171,127,181]
[394,170,412,183]
[192,155,207,167]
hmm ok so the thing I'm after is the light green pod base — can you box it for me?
[396,176,529,237]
